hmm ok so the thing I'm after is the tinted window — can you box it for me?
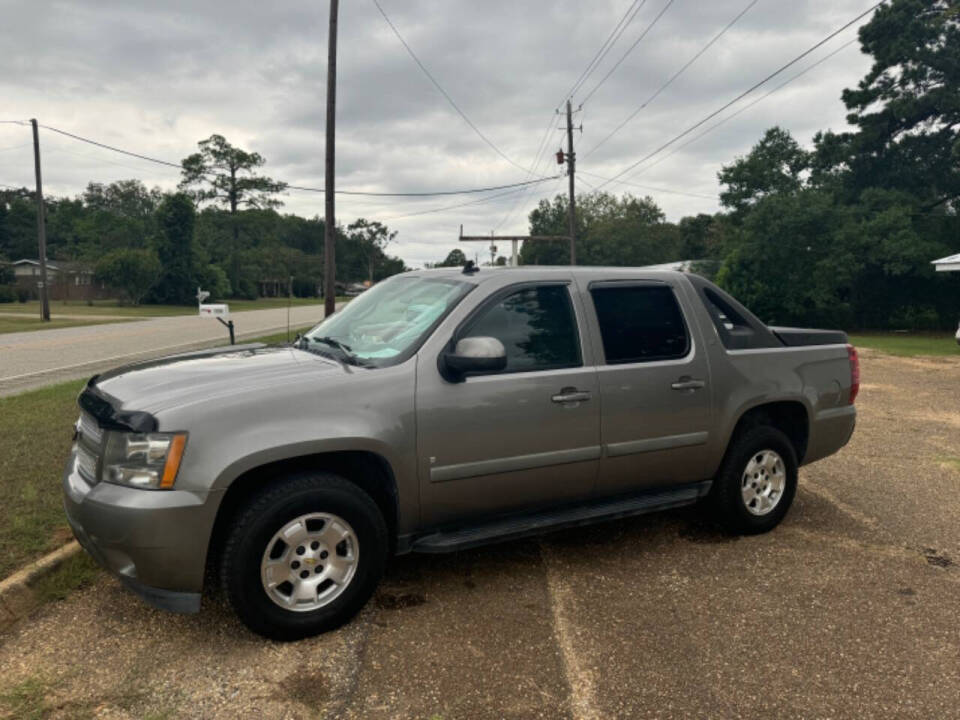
[463,285,581,373]
[591,285,689,364]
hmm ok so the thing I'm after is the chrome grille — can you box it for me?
[78,412,103,447]
[76,412,103,484]
[77,443,99,483]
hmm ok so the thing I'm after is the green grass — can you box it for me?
[0,315,132,335]
[29,553,100,604]
[0,677,49,720]
[0,378,89,577]
[848,332,960,357]
[0,325,326,580]
[249,325,316,345]
[0,296,346,318]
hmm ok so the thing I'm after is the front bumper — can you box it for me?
[62,446,220,613]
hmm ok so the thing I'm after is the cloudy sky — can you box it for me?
[1,0,876,267]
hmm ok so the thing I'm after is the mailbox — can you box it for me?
[199,303,230,319]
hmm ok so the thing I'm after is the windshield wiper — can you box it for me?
[300,335,367,367]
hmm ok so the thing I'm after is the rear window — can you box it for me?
[590,285,690,364]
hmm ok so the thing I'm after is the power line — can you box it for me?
[288,175,560,197]
[578,0,676,106]
[380,185,531,222]
[628,38,860,181]
[562,0,648,104]
[494,111,562,231]
[41,124,183,168]
[585,0,759,157]
[595,1,885,189]
[36,123,560,197]
[578,170,717,199]
[371,0,534,175]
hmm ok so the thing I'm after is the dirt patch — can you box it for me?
[922,548,954,568]
[375,589,427,610]
[908,410,960,429]
[277,671,329,709]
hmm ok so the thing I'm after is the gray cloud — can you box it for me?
[0,0,875,266]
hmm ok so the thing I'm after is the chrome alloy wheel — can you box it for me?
[740,450,786,516]
[260,512,359,612]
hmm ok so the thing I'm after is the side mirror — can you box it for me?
[441,336,507,381]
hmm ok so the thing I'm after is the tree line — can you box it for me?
[0,134,406,304]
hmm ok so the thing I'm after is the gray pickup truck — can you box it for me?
[63,266,858,639]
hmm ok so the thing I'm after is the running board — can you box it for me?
[411,481,711,553]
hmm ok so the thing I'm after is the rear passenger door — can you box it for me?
[584,280,713,495]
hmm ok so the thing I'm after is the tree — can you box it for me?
[179,135,287,289]
[524,191,677,266]
[152,193,197,304]
[95,249,161,305]
[436,248,467,267]
[347,218,396,282]
[814,0,960,208]
[718,127,809,216]
[74,180,161,257]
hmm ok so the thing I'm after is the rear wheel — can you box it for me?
[712,425,798,534]
[220,472,387,640]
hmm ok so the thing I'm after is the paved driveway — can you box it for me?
[0,352,958,719]
[0,304,332,396]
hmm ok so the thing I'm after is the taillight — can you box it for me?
[847,344,860,404]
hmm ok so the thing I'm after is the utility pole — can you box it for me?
[565,100,577,266]
[30,119,50,321]
[323,0,339,318]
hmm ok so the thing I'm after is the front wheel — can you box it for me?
[220,472,388,641]
[711,425,798,534]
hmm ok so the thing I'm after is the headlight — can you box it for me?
[102,432,187,489]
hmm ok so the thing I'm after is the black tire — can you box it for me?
[711,425,798,535]
[220,472,388,641]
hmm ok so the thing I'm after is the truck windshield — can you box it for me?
[301,276,473,367]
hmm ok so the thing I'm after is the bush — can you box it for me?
[95,249,161,305]
[17,288,30,303]
[194,263,231,301]
[0,285,16,303]
[889,305,941,332]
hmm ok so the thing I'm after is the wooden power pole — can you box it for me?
[323,0,339,318]
[30,119,50,322]
[565,100,577,266]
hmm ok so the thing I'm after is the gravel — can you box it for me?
[0,350,957,719]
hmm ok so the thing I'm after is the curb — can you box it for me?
[0,541,81,632]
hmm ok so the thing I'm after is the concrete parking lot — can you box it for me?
[1,350,958,719]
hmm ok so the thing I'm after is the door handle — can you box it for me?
[671,377,705,391]
[551,387,592,404]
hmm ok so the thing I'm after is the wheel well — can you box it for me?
[205,451,398,587]
[731,401,809,463]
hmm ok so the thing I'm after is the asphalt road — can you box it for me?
[0,304,333,396]
[0,351,958,719]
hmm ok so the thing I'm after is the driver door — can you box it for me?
[415,281,601,527]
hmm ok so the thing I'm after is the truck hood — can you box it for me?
[86,344,346,421]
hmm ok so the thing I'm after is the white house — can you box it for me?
[932,253,960,272]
